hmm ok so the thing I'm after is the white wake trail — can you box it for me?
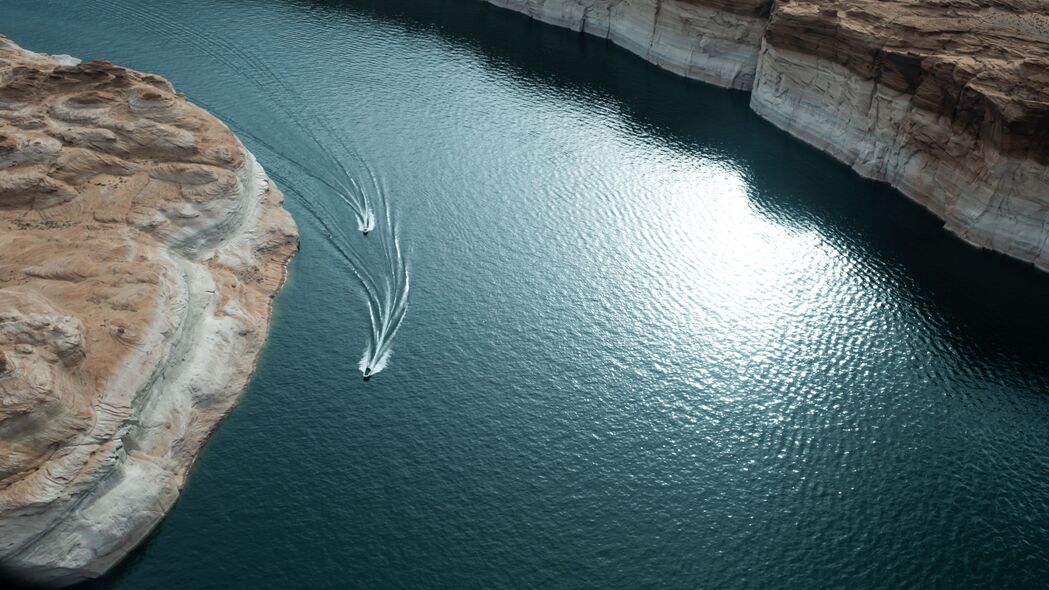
[120,3,414,380]
[265,166,409,380]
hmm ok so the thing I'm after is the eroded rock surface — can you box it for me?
[485,0,772,89]
[487,0,1049,269]
[754,0,1049,268]
[0,36,297,586]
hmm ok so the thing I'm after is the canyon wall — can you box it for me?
[484,0,771,89]
[0,37,297,586]
[752,1,1049,268]
[485,0,1049,270]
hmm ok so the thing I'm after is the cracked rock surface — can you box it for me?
[0,36,297,586]
[755,0,1049,267]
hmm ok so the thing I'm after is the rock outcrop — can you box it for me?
[485,0,771,89]
[0,37,297,586]
[753,0,1049,268]
[486,0,1049,270]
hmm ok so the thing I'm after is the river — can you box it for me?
[5,0,1049,587]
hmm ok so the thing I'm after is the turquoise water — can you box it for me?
[5,0,1049,587]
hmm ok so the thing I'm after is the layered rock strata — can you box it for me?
[0,36,297,586]
[486,0,1049,269]
[484,0,771,89]
[752,1,1049,268]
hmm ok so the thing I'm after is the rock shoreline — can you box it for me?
[485,0,770,89]
[0,37,297,586]
[485,0,1049,270]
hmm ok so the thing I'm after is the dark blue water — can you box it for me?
[5,0,1049,587]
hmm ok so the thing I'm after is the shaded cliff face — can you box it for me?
[763,0,1049,162]
[754,0,1049,268]
[487,0,1049,270]
[484,0,773,89]
[0,37,297,586]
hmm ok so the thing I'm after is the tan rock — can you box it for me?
[753,0,1049,268]
[0,36,297,586]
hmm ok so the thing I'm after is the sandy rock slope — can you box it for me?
[0,36,297,586]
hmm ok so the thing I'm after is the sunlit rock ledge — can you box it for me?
[0,36,297,586]
[485,0,1049,270]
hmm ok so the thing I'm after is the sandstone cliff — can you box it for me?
[0,37,297,586]
[753,0,1049,268]
[485,0,771,89]
[486,0,1049,270]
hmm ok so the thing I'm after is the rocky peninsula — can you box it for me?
[487,0,1049,270]
[0,37,297,586]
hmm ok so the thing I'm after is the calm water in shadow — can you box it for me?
[5,0,1049,587]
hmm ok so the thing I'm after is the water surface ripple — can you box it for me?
[4,0,1049,588]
